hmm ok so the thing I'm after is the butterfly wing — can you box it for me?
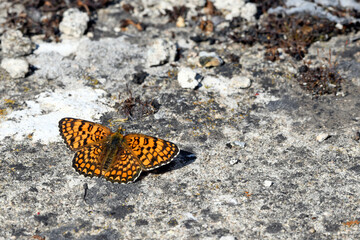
[123,134,179,170]
[59,118,112,151]
[72,142,106,178]
[103,148,142,183]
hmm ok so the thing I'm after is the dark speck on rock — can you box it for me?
[349,164,360,173]
[105,205,134,220]
[266,223,283,233]
[168,218,178,227]
[135,219,149,226]
[132,71,149,84]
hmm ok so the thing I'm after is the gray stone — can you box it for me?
[198,51,224,68]
[1,58,29,78]
[1,29,33,57]
[146,39,176,67]
[59,8,89,38]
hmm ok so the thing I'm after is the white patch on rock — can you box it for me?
[1,58,29,78]
[59,8,89,38]
[201,76,228,95]
[220,236,236,240]
[213,0,245,20]
[34,38,84,57]
[232,76,252,89]
[214,194,238,205]
[233,141,246,147]
[240,3,257,22]
[146,39,176,67]
[0,86,112,143]
[177,67,202,89]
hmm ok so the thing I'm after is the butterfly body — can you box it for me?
[59,118,179,183]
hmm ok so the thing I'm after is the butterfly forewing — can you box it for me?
[59,118,112,150]
[124,134,179,170]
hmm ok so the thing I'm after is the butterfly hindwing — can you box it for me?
[72,142,106,177]
[103,148,142,183]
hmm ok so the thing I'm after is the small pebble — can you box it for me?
[177,67,202,89]
[233,141,246,148]
[316,133,330,142]
[146,39,176,67]
[264,180,273,187]
[176,16,185,28]
[232,76,251,89]
[198,51,224,68]
[1,58,29,78]
[229,159,239,165]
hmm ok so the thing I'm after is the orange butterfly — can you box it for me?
[59,118,179,183]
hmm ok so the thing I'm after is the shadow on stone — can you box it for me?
[140,150,196,177]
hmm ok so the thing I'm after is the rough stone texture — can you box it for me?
[146,39,177,67]
[0,2,360,240]
[1,29,33,57]
[1,57,29,78]
[59,8,90,38]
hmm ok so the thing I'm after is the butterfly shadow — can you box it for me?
[138,150,196,180]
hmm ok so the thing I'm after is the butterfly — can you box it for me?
[59,118,179,183]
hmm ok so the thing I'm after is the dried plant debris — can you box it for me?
[4,0,114,41]
[118,94,160,120]
[249,0,285,14]
[229,13,360,61]
[165,5,189,23]
[120,19,143,31]
[297,63,343,96]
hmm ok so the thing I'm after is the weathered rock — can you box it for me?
[1,29,33,57]
[1,58,29,78]
[146,39,177,67]
[59,8,89,38]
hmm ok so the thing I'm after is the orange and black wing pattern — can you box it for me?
[124,134,179,170]
[59,118,111,151]
[59,118,180,184]
[72,142,106,177]
[103,149,142,183]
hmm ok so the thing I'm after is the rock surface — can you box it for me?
[0,1,360,240]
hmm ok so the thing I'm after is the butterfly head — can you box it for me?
[116,127,125,135]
